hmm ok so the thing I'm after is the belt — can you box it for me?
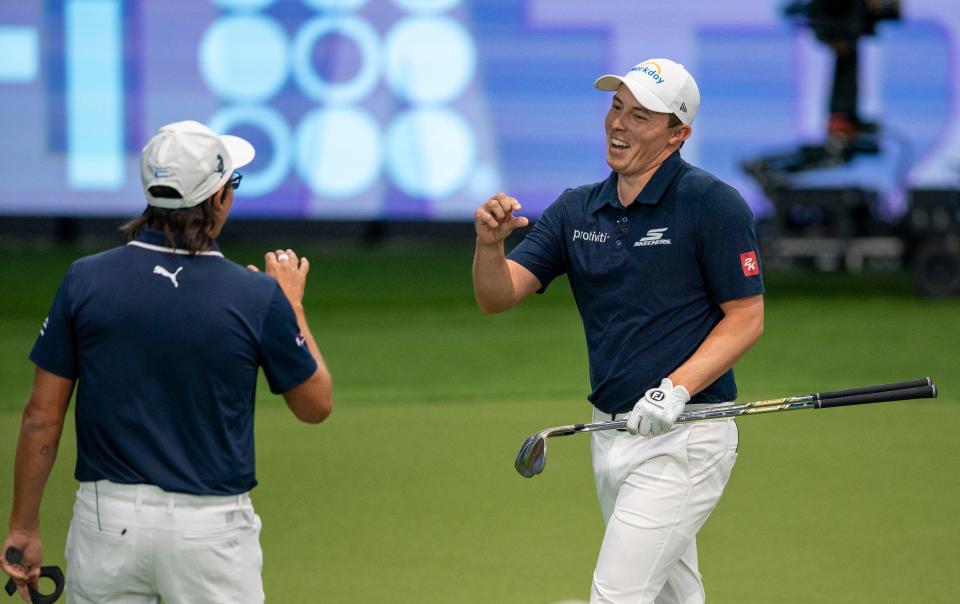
[79,481,249,510]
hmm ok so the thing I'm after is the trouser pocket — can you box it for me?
[159,507,265,604]
[66,516,143,601]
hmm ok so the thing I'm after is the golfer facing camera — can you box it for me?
[473,59,764,603]
[1,121,332,603]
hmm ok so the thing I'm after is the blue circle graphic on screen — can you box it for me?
[466,162,502,202]
[296,108,382,198]
[386,108,475,198]
[200,16,289,103]
[211,0,278,11]
[292,17,380,104]
[391,0,462,14]
[384,16,475,104]
[301,0,370,11]
[209,105,292,197]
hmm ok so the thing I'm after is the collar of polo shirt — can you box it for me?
[589,150,686,213]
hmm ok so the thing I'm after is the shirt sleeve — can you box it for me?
[29,265,79,379]
[258,285,319,394]
[696,182,765,304]
[506,194,567,293]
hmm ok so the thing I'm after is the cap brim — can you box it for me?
[594,75,672,114]
[221,135,255,170]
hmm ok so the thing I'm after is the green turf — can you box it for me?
[0,243,957,603]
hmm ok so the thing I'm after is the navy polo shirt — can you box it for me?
[30,229,318,495]
[508,151,764,413]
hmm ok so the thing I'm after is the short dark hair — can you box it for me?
[120,186,218,253]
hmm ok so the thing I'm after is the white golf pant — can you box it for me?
[65,481,264,604]
[590,408,738,604]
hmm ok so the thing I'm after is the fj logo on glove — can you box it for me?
[650,391,665,401]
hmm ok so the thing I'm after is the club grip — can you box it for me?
[818,377,931,401]
[817,384,937,409]
[3,547,65,604]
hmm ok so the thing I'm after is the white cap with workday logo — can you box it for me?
[140,120,256,209]
[594,58,701,125]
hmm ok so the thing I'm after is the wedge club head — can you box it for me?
[514,431,548,478]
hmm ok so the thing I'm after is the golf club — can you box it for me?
[515,377,937,478]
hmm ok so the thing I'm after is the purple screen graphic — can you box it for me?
[0,0,957,220]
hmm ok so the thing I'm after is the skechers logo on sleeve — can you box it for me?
[572,230,610,244]
[634,228,671,246]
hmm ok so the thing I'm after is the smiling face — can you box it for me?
[604,84,690,178]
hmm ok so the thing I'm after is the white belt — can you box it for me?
[79,480,249,511]
[74,481,254,533]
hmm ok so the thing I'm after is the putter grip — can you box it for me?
[3,547,65,604]
[818,377,931,401]
[817,384,937,409]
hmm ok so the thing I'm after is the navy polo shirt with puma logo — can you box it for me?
[508,150,764,414]
[30,229,317,495]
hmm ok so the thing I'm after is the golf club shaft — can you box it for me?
[552,379,937,436]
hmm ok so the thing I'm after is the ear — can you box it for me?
[671,125,692,145]
[212,186,225,206]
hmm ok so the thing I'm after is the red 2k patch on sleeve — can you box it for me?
[740,251,760,277]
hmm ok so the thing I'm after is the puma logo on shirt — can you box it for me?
[153,265,183,288]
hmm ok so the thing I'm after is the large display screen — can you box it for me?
[1,0,958,219]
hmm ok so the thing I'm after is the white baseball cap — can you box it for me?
[594,58,701,125]
[140,120,256,209]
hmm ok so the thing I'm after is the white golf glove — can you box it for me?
[625,378,691,437]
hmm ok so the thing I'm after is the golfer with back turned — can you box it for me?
[1,120,332,603]
[473,59,765,603]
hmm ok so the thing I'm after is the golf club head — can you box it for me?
[514,432,547,477]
